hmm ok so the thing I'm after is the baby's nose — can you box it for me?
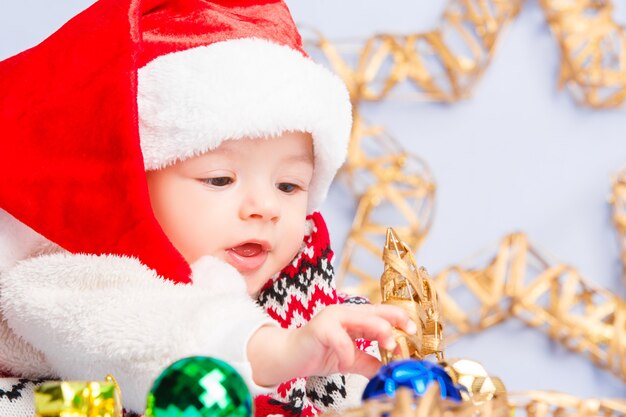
[239,185,281,222]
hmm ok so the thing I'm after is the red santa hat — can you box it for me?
[0,0,351,284]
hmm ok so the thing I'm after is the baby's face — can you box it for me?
[146,132,314,295]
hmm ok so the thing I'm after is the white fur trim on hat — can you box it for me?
[137,37,352,212]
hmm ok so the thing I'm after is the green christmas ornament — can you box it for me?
[145,356,252,417]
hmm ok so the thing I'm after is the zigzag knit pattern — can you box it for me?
[258,212,337,328]
[254,212,373,417]
[0,378,44,417]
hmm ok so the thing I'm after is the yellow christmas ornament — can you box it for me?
[441,358,508,412]
[34,374,122,417]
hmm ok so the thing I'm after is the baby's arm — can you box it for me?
[247,304,416,387]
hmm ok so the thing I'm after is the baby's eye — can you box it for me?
[202,177,233,187]
[277,183,299,194]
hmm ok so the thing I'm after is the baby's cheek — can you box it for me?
[271,241,302,278]
[289,234,306,262]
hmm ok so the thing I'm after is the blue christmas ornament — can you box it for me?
[362,359,463,402]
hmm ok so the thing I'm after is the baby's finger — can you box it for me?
[366,304,418,334]
[337,313,397,350]
[327,324,356,373]
[346,349,382,378]
[339,304,417,340]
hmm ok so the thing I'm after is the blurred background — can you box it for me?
[1,0,625,399]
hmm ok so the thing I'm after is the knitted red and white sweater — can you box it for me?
[255,212,373,416]
[0,211,372,416]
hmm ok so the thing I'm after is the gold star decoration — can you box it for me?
[434,232,626,382]
[304,0,523,104]
[302,0,626,108]
[541,0,626,108]
[379,228,443,363]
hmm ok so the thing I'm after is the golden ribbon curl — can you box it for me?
[540,0,626,108]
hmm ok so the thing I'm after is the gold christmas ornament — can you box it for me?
[34,374,122,417]
[303,0,523,104]
[441,359,507,404]
[309,0,513,300]
[379,228,443,362]
[540,0,626,108]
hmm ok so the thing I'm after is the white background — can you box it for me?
[1,0,625,399]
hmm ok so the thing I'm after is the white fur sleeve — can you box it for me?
[0,253,274,413]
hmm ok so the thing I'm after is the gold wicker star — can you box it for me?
[304,0,523,104]
[303,0,626,108]
[540,0,626,108]
[378,228,443,363]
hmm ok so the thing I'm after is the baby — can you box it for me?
[146,131,413,413]
[0,0,412,415]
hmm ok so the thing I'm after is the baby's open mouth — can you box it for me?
[231,242,263,257]
[226,242,268,272]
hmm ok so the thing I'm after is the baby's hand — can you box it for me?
[247,304,416,387]
[292,304,417,376]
